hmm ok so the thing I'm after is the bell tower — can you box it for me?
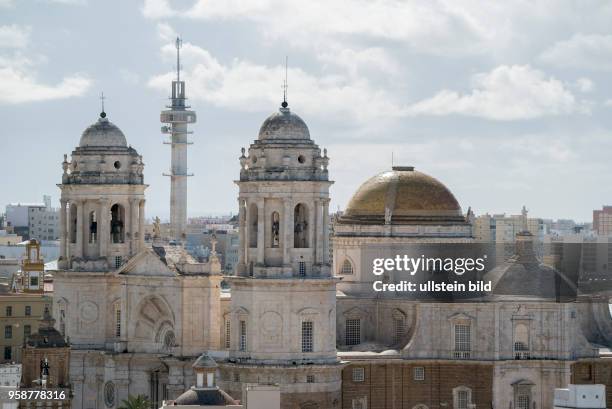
[58,107,146,271]
[222,98,342,409]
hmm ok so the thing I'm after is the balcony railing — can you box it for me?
[452,351,471,359]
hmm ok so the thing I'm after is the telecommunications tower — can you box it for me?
[160,37,196,241]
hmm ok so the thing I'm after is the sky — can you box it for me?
[1,0,612,222]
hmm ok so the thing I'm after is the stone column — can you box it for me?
[314,200,322,264]
[99,199,109,258]
[237,199,246,273]
[256,198,265,264]
[282,199,292,266]
[138,199,145,251]
[59,199,67,260]
[322,199,330,264]
[308,201,315,251]
[75,200,84,258]
[129,199,139,256]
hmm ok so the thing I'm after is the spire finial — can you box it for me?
[281,56,288,108]
[176,36,182,82]
[99,92,106,118]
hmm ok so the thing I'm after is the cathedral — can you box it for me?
[51,51,612,409]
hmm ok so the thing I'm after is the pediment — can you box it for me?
[116,249,177,277]
[447,312,474,322]
[343,306,369,319]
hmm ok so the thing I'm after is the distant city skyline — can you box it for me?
[2,1,612,222]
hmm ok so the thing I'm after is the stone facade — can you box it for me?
[53,112,222,409]
[219,103,343,408]
[49,100,612,409]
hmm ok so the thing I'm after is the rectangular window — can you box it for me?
[302,321,313,352]
[4,325,12,339]
[413,367,425,381]
[5,306,11,317]
[299,261,306,277]
[225,320,231,349]
[306,375,315,383]
[25,306,31,316]
[3,346,11,360]
[393,318,405,345]
[516,395,530,409]
[115,256,122,269]
[346,319,361,346]
[30,276,38,287]
[115,306,121,337]
[24,325,31,339]
[457,390,469,409]
[454,323,471,358]
[352,367,365,382]
[239,320,247,351]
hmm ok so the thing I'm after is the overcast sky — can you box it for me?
[1,0,612,222]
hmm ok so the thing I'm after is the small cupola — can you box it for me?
[192,353,218,388]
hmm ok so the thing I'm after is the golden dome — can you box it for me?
[341,166,465,225]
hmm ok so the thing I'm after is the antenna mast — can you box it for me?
[282,56,288,108]
[175,37,182,82]
[99,92,106,118]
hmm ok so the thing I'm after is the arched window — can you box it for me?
[271,211,280,248]
[69,203,77,243]
[340,259,354,275]
[294,203,309,248]
[89,211,97,243]
[110,204,125,244]
[249,203,258,248]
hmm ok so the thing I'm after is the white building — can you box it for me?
[554,384,606,408]
[0,363,21,409]
[5,197,59,241]
[219,99,342,408]
[53,110,223,409]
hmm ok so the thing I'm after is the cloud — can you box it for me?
[148,40,403,122]
[317,47,400,78]
[0,25,91,104]
[142,0,176,19]
[141,0,500,56]
[575,77,594,92]
[0,25,31,48]
[405,65,584,120]
[0,66,91,104]
[539,33,612,71]
[156,22,177,42]
[43,0,88,4]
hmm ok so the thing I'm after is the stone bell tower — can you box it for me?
[221,98,342,409]
[57,108,146,271]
